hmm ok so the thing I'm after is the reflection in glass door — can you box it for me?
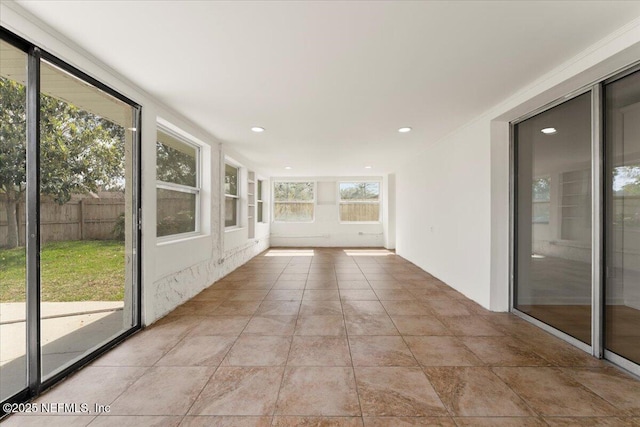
[605,71,640,366]
[514,92,593,345]
[39,60,138,380]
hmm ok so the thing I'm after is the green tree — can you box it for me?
[157,142,196,186]
[274,182,314,201]
[0,78,26,248]
[339,182,379,200]
[0,77,124,249]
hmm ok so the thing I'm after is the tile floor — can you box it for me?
[4,248,640,426]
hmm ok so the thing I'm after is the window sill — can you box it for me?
[339,221,382,225]
[157,231,206,246]
[273,221,315,224]
[225,226,246,233]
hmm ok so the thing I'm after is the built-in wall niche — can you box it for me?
[560,169,591,242]
[248,171,256,239]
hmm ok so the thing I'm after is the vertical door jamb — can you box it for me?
[26,47,41,393]
[591,83,604,359]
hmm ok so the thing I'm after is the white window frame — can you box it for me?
[224,162,240,229]
[156,126,202,241]
[338,181,382,224]
[273,180,316,223]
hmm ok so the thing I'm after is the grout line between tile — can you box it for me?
[336,260,365,419]
[270,255,302,417]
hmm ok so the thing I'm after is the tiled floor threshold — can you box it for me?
[4,248,640,426]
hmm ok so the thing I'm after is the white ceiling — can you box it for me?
[12,1,640,176]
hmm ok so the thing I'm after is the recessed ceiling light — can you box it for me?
[364,166,373,169]
[398,127,412,133]
[284,166,292,170]
[541,127,557,134]
[251,126,265,133]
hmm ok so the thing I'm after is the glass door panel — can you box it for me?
[605,71,640,365]
[39,60,137,379]
[515,92,593,345]
[0,39,28,401]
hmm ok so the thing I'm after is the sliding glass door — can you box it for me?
[514,92,593,346]
[38,60,139,380]
[514,66,640,373]
[604,70,640,366]
[0,30,140,407]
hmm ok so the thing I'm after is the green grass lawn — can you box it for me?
[0,240,125,302]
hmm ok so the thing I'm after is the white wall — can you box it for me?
[396,17,640,312]
[396,120,492,308]
[270,177,386,247]
[1,2,270,325]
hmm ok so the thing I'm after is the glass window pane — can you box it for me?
[365,183,380,200]
[274,202,313,221]
[257,180,263,201]
[273,182,314,221]
[225,164,238,196]
[0,39,27,401]
[515,92,592,345]
[156,131,197,188]
[339,182,380,222]
[340,204,380,222]
[274,182,314,201]
[157,188,196,237]
[340,182,380,201]
[605,70,640,365]
[257,201,264,223]
[225,197,237,227]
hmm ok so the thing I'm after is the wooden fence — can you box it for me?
[0,196,125,247]
[273,203,380,222]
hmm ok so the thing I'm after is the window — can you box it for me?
[257,180,265,223]
[156,129,200,238]
[225,163,239,227]
[274,182,314,222]
[339,182,381,222]
[532,177,550,224]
